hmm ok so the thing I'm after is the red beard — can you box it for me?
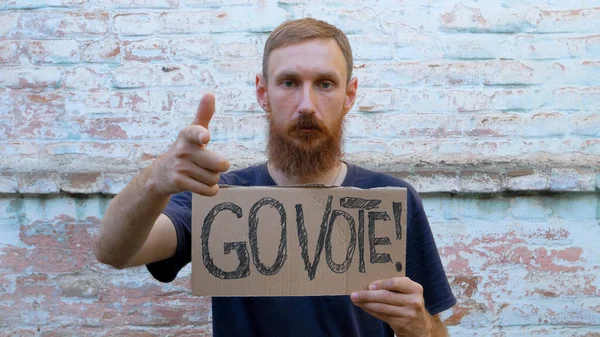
[267,113,344,179]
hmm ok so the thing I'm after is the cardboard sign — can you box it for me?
[191,186,407,296]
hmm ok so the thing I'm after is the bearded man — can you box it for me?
[95,18,456,337]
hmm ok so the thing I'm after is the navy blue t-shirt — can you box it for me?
[147,163,456,337]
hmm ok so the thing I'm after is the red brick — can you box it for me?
[4,92,67,140]
[86,117,129,139]
[60,172,103,194]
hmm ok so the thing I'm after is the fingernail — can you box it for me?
[369,283,377,290]
[350,292,358,301]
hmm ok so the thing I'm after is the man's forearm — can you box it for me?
[94,165,170,268]
[430,314,448,337]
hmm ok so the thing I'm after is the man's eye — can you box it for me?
[321,82,333,89]
[282,80,295,88]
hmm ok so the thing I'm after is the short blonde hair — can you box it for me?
[262,18,353,83]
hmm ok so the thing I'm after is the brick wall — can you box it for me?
[1,0,599,336]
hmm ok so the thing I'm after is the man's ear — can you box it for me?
[343,77,358,115]
[256,74,271,113]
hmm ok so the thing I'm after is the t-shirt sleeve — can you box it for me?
[406,207,457,316]
[146,191,192,283]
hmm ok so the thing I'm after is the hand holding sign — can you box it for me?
[350,277,434,336]
[150,93,230,197]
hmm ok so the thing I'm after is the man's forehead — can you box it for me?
[267,38,347,79]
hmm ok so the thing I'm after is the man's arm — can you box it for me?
[94,93,229,269]
[429,315,448,337]
[94,167,175,269]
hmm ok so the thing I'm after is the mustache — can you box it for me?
[288,116,326,132]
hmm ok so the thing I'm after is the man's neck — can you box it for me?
[267,161,347,186]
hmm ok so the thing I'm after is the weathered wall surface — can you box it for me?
[0,0,599,336]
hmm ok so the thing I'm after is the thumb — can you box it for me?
[191,93,215,145]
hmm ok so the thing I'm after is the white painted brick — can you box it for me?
[159,11,230,34]
[459,171,502,193]
[18,172,60,194]
[0,67,62,89]
[172,36,214,61]
[65,90,172,115]
[110,0,178,8]
[441,34,513,60]
[0,12,19,36]
[64,66,112,90]
[293,5,378,34]
[551,87,600,113]
[114,13,160,36]
[520,112,570,138]
[123,38,170,62]
[0,40,20,64]
[504,170,550,191]
[349,34,394,61]
[15,11,108,38]
[209,59,261,87]
[512,197,553,220]
[549,168,597,192]
[82,37,121,63]
[379,7,442,34]
[0,173,18,193]
[410,171,460,193]
[110,63,158,88]
[345,114,374,139]
[572,113,600,137]
[355,88,400,113]
[235,114,267,142]
[27,39,80,64]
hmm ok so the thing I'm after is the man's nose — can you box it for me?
[297,84,317,115]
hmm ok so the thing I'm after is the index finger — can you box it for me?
[192,93,215,129]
